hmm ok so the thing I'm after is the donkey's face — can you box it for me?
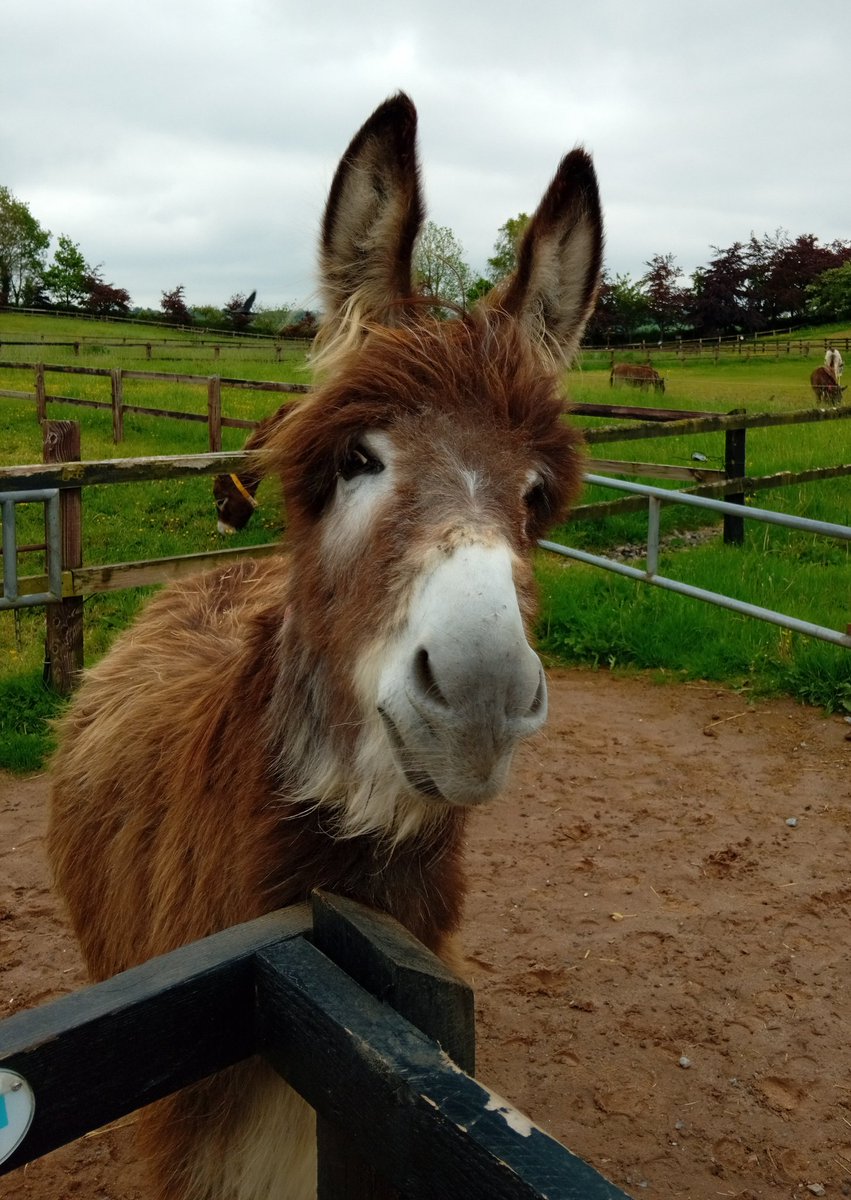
[213,472,259,534]
[265,94,603,838]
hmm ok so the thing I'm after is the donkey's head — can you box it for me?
[213,470,260,534]
[264,94,603,840]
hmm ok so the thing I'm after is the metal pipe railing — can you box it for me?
[540,475,851,649]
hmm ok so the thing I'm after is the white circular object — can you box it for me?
[0,1070,35,1166]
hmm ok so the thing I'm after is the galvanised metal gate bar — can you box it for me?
[0,489,62,611]
[540,474,851,649]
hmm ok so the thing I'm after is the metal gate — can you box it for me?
[540,474,851,649]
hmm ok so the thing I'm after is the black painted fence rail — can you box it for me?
[0,892,632,1200]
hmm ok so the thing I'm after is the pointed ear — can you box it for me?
[492,149,603,362]
[319,93,424,337]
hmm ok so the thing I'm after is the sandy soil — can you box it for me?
[1,667,850,1199]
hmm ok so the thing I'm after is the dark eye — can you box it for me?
[339,444,384,482]
[524,479,549,515]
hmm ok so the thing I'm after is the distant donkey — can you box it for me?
[213,403,290,533]
[49,93,603,1200]
[610,362,666,393]
[810,364,846,406]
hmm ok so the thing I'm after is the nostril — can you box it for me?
[413,647,449,707]
[529,671,546,716]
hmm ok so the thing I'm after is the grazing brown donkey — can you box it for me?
[609,361,665,393]
[49,93,603,1200]
[213,402,289,533]
[810,364,846,406]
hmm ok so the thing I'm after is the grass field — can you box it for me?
[1,315,849,770]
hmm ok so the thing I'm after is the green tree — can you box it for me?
[588,271,649,343]
[806,262,851,323]
[44,235,91,309]
[487,213,530,284]
[0,186,51,306]
[640,252,687,340]
[414,221,474,310]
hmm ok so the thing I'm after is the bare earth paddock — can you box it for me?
[2,668,850,1199]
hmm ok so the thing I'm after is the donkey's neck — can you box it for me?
[263,798,469,952]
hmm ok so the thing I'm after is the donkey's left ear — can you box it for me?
[493,149,603,363]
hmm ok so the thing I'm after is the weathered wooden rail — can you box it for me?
[583,334,851,357]
[0,891,631,1199]
[0,334,313,359]
[0,360,310,450]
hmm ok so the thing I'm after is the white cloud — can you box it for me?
[2,0,848,308]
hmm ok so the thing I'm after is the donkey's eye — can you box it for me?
[339,444,384,482]
[524,476,548,514]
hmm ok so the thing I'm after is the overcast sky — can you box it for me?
[4,0,849,312]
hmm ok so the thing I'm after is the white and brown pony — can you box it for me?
[48,93,603,1200]
[824,346,843,380]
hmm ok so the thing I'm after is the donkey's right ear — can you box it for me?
[319,93,424,338]
[490,148,603,365]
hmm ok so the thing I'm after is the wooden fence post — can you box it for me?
[310,891,475,1200]
[207,376,222,451]
[111,369,124,443]
[43,420,83,695]
[34,363,46,422]
[723,412,747,546]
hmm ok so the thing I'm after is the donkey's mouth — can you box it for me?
[378,707,447,803]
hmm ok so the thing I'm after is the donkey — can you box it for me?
[48,93,603,1200]
[810,364,846,405]
[213,403,289,533]
[610,362,666,393]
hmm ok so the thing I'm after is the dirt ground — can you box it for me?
[2,667,850,1200]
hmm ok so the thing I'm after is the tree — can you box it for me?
[487,213,530,284]
[466,277,493,306]
[281,310,319,339]
[414,221,474,310]
[586,271,649,343]
[689,243,753,335]
[806,262,851,323]
[0,186,51,306]
[161,284,192,326]
[44,235,90,309]
[83,269,131,317]
[640,253,687,340]
[759,232,851,325]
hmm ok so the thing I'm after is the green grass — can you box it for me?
[1,315,849,771]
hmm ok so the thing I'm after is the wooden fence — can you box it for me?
[0,336,312,362]
[584,334,851,357]
[2,406,849,692]
[0,890,632,1198]
[0,360,310,450]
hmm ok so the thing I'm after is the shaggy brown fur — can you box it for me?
[48,92,604,1200]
